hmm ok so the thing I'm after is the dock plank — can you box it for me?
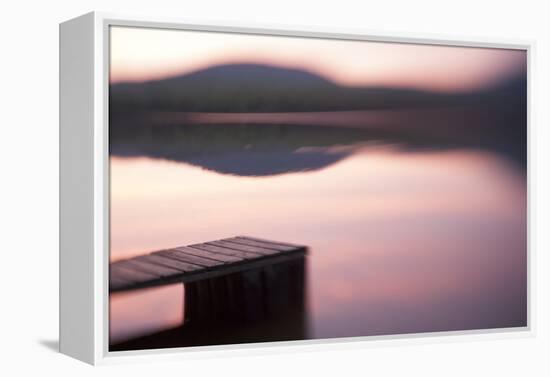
[158,249,223,268]
[110,277,133,291]
[110,265,157,284]
[228,237,299,252]
[209,240,280,256]
[237,236,305,249]
[125,258,183,278]
[237,236,304,248]
[144,253,202,272]
[110,236,307,292]
[190,243,257,260]
[175,246,242,263]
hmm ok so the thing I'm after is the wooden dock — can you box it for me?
[110,236,308,292]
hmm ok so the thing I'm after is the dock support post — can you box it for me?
[183,257,307,326]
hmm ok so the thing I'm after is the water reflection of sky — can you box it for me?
[109,146,526,344]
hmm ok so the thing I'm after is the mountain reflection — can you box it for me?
[110,109,526,177]
[110,120,374,176]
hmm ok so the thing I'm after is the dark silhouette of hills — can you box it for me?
[168,63,337,89]
[109,63,526,176]
[110,63,456,113]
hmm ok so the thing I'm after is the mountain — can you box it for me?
[110,63,453,113]
[109,63,527,176]
[160,63,337,89]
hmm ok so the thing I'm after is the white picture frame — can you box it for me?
[59,11,534,365]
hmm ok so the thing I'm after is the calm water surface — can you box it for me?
[109,143,526,344]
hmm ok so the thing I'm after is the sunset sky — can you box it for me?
[110,25,526,92]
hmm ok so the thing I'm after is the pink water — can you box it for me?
[109,146,526,344]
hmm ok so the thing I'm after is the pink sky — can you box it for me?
[110,26,526,92]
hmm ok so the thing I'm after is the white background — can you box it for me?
[1,0,548,375]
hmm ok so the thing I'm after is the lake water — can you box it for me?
[109,135,526,346]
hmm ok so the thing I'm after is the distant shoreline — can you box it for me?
[145,107,490,132]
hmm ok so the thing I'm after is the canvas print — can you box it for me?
[108,26,527,351]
